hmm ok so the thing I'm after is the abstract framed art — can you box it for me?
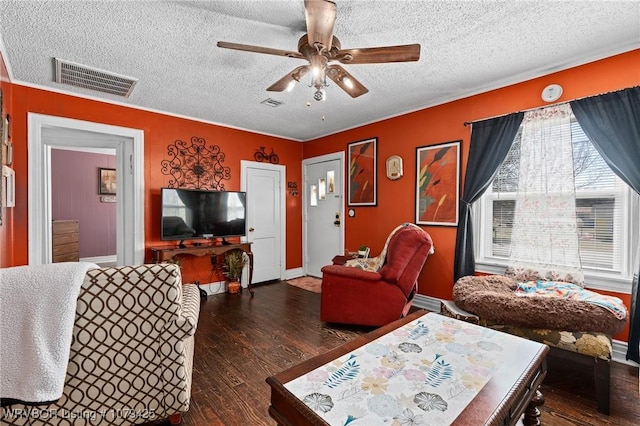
[415,140,461,226]
[347,137,377,206]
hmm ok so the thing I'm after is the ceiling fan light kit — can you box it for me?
[217,0,420,101]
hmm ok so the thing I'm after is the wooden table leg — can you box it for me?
[523,388,544,426]
[246,250,254,297]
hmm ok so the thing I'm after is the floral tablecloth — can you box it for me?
[284,313,523,425]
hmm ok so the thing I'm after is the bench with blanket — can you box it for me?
[443,273,627,415]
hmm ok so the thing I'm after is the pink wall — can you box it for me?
[51,149,116,258]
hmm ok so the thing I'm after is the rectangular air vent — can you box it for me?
[54,58,138,97]
[261,98,283,107]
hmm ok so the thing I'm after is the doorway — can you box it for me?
[241,160,286,283]
[303,152,344,277]
[28,113,144,265]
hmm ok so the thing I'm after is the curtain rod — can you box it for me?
[462,85,638,127]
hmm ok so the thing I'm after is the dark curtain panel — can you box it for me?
[453,113,524,281]
[571,86,640,362]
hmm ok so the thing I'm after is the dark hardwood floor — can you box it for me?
[169,282,639,426]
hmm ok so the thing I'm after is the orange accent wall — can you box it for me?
[3,83,303,283]
[1,47,638,341]
[303,49,640,340]
[0,52,12,267]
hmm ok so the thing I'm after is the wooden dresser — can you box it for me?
[52,220,79,262]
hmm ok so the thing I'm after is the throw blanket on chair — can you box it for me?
[344,223,421,272]
[516,280,627,320]
[0,262,98,405]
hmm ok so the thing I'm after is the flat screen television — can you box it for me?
[161,187,247,244]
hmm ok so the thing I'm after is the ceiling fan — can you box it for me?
[217,0,420,101]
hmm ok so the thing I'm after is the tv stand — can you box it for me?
[221,238,232,246]
[150,242,254,296]
[178,240,186,248]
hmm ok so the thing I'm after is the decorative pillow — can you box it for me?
[505,264,585,287]
[344,257,383,272]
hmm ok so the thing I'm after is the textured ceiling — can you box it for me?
[1,1,639,141]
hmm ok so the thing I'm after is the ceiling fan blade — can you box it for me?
[326,65,368,98]
[334,44,421,64]
[217,41,304,59]
[266,66,310,92]
[304,0,336,52]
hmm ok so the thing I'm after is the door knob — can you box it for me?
[249,227,255,232]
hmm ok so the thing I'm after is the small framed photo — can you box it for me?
[347,137,377,206]
[415,140,461,226]
[99,168,117,195]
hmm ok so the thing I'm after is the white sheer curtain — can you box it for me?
[509,104,584,284]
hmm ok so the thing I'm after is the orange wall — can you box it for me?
[3,83,304,283]
[0,51,12,267]
[1,48,638,341]
[303,49,640,341]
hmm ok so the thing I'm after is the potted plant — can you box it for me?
[223,251,246,294]
[358,244,369,258]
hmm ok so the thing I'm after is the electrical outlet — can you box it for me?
[210,255,217,265]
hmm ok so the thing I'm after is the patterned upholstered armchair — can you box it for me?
[320,223,434,327]
[1,263,200,426]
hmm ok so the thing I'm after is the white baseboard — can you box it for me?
[285,267,304,280]
[199,281,226,296]
[413,294,637,366]
[80,255,117,265]
[612,339,638,366]
[412,294,442,313]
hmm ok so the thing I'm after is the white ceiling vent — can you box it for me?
[260,98,283,107]
[54,58,138,97]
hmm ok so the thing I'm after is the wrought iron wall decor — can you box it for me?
[161,136,231,189]
[254,146,279,164]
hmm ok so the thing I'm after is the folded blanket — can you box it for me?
[516,280,627,320]
[0,262,98,405]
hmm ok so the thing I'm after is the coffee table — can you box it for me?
[267,310,548,426]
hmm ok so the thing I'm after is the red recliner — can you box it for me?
[320,224,434,326]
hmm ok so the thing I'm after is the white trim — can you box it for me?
[612,339,638,366]
[285,267,305,280]
[240,160,287,281]
[199,281,227,296]
[474,261,633,294]
[51,145,116,156]
[28,113,144,266]
[79,255,117,265]
[302,152,345,276]
[412,294,442,313]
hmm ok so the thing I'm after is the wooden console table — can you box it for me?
[150,243,254,296]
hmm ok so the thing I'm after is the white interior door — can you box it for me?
[304,153,344,277]
[242,162,285,283]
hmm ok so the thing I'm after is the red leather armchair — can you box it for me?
[320,224,434,326]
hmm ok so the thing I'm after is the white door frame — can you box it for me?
[302,151,345,275]
[240,160,286,280]
[28,113,145,265]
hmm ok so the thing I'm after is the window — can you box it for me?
[475,111,637,293]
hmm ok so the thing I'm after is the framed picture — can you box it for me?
[415,140,461,226]
[99,167,117,195]
[347,137,377,206]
